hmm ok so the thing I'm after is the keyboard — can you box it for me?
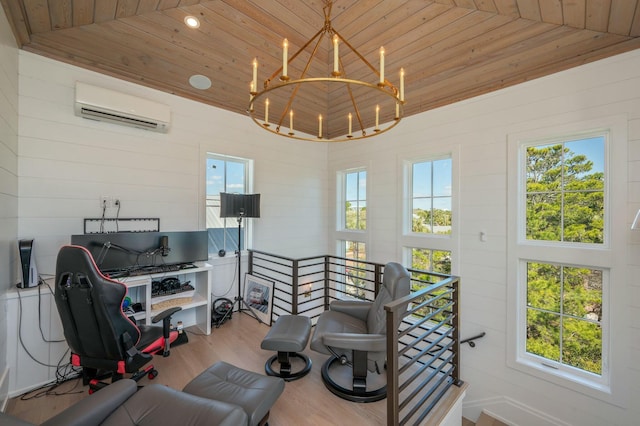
[106,263,196,278]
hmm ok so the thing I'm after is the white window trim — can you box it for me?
[199,151,255,257]
[400,148,460,275]
[337,167,368,233]
[506,115,629,407]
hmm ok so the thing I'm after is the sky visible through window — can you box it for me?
[412,159,452,211]
[206,157,245,196]
[566,136,605,175]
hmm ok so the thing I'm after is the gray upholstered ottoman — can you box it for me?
[182,361,284,426]
[260,315,312,381]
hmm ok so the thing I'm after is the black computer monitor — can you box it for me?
[70,230,208,273]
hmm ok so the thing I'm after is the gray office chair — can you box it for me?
[0,379,248,426]
[310,262,411,402]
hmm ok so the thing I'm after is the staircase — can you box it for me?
[463,412,510,426]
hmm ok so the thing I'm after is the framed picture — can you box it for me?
[243,273,274,325]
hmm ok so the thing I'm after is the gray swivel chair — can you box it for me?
[310,262,411,402]
[0,378,248,426]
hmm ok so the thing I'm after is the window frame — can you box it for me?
[518,134,609,248]
[203,153,254,258]
[507,116,629,406]
[405,155,454,237]
[335,166,369,301]
[336,239,371,300]
[338,168,367,232]
[401,150,459,275]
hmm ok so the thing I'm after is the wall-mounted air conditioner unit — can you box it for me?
[74,82,171,133]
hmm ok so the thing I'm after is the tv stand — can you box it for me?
[119,262,212,335]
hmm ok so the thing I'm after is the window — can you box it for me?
[409,248,451,276]
[524,137,605,244]
[402,154,457,276]
[336,168,369,299]
[508,128,620,395]
[341,240,368,299]
[526,262,603,375]
[410,158,452,235]
[205,154,252,256]
[344,169,366,230]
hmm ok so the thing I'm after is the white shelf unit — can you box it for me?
[120,262,212,335]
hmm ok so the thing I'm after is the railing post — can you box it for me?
[292,259,299,315]
[374,263,383,298]
[324,255,330,310]
[248,250,254,274]
[451,277,462,385]
[386,304,400,426]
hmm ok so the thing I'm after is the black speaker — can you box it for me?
[18,239,39,288]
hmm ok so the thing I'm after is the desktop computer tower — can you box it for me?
[18,239,39,288]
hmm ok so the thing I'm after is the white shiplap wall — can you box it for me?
[0,4,19,408]
[327,50,640,425]
[17,52,329,277]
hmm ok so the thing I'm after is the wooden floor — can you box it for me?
[6,313,388,425]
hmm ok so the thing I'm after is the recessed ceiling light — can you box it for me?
[184,16,200,28]
[189,75,212,90]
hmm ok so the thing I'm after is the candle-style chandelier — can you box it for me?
[248,1,405,142]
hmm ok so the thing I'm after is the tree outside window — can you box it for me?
[523,135,605,376]
[344,241,367,299]
[409,248,451,320]
[526,263,603,375]
[345,170,366,230]
[412,159,452,235]
[525,137,604,244]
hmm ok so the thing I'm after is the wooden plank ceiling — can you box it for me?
[2,0,640,139]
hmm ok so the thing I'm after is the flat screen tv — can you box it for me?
[70,230,208,273]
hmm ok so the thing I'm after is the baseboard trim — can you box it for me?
[0,367,9,412]
[463,395,571,426]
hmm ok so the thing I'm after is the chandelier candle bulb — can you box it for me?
[318,115,323,138]
[289,110,294,134]
[375,105,380,130]
[283,38,289,77]
[333,35,339,74]
[400,68,405,101]
[348,113,352,137]
[379,47,385,84]
[264,98,269,124]
[252,58,258,93]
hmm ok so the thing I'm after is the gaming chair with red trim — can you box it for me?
[54,245,181,392]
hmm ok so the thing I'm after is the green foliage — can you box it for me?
[525,141,604,375]
[526,263,603,375]
[411,249,451,278]
[412,208,452,234]
[410,249,452,321]
[525,144,604,243]
[345,201,366,230]
[345,242,368,299]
